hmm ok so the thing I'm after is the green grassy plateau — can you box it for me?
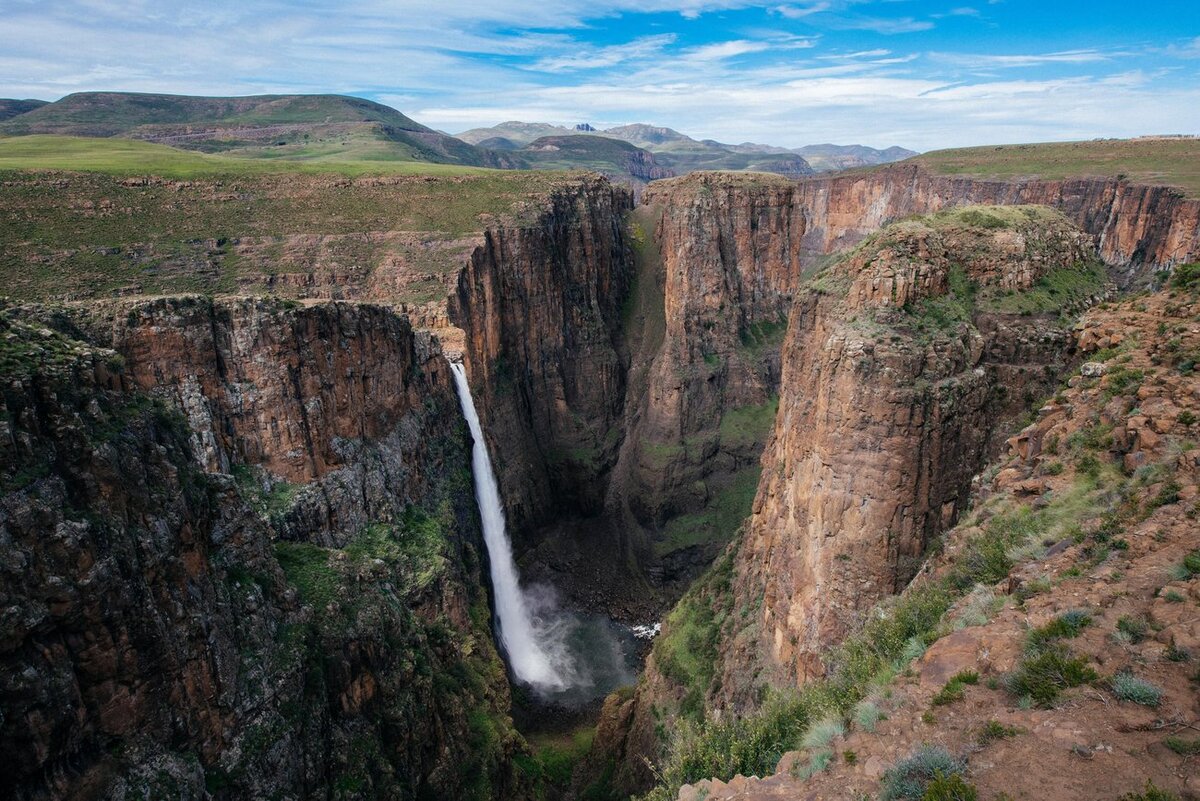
[0,135,486,178]
[913,138,1200,198]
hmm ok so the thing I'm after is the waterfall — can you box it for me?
[449,362,568,691]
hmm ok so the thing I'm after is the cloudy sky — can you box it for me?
[1,0,1198,150]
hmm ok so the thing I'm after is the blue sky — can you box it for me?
[1,0,1198,150]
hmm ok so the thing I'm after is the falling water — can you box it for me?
[449,361,569,691]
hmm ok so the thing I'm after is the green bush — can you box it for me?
[881,746,965,801]
[1119,780,1180,801]
[1110,673,1162,707]
[931,669,980,706]
[1116,615,1149,644]
[978,720,1021,743]
[1170,263,1200,290]
[1005,645,1097,707]
[1164,736,1200,756]
[1027,610,1091,650]
[922,772,979,801]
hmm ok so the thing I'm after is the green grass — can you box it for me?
[981,260,1108,316]
[274,541,339,609]
[931,669,980,706]
[718,396,779,451]
[912,138,1200,199]
[880,746,967,801]
[0,135,487,177]
[0,146,581,302]
[656,466,762,557]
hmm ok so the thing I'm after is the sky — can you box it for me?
[1,0,1199,150]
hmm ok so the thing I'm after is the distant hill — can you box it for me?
[519,135,673,183]
[457,120,914,174]
[0,99,48,122]
[0,92,516,168]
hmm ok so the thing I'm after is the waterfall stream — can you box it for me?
[450,362,570,691]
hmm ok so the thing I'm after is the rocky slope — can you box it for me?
[671,275,1200,801]
[0,299,531,801]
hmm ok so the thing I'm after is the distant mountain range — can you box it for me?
[456,121,917,173]
[0,93,916,184]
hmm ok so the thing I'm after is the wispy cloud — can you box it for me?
[932,49,1111,68]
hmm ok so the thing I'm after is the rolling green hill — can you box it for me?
[0,92,516,168]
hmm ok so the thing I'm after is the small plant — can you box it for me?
[1006,645,1097,707]
[978,720,1022,743]
[1027,610,1091,650]
[1044,461,1065,476]
[1116,615,1150,644]
[843,749,858,765]
[1110,673,1163,706]
[800,717,845,750]
[921,772,978,801]
[1178,410,1197,427]
[1119,780,1180,801]
[880,746,966,801]
[853,700,882,732]
[922,711,937,726]
[1165,642,1191,662]
[1164,736,1200,756]
[1163,589,1186,603]
[1175,550,1200,579]
[932,669,980,706]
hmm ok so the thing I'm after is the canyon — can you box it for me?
[2,143,1199,801]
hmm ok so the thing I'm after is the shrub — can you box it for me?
[852,700,882,732]
[881,746,966,801]
[1111,673,1162,707]
[1026,610,1091,650]
[1119,780,1180,801]
[1170,263,1200,290]
[978,720,1021,743]
[931,670,980,706]
[1005,645,1097,707]
[800,717,844,750]
[1163,589,1186,603]
[921,772,979,801]
[1164,736,1200,757]
[1178,550,1200,579]
[1116,615,1150,644]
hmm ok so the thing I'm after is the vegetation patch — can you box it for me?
[931,669,980,706]
[880,746,967,801]
[1110,673,1163,707]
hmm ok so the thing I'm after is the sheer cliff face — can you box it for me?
[0,301,525,801]
[450,177,635,536]
[728,209,1096,690]
[104,297,459,546]
[608,175,805,569]
[793,164,1200,280]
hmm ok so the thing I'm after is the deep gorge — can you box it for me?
[2,162,1199,800]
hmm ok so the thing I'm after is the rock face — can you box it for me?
[0,301,527,801]
[791,164,1200,282]
[451,176,636,538]
[613,175,804,569]
[725,207,1096,692]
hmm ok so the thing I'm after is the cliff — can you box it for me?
[0,299,529,801]
[590,203,1114,796]
[791,163,1200,282]
[666,276,1200,801]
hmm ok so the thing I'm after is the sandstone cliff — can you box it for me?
[0,300,529,801]
[667,277,1200,801]
[791,164,1200,282]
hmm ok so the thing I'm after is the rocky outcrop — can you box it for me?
[0,301,528,801]
[97,296,459,547]
[792,164,1200,282]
